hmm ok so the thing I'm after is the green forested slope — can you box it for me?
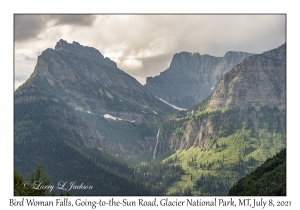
[14,99,160,195]
[128,107,286,195]
[228,148,286,196]
[14,96,286,196]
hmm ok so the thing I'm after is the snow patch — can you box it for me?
[104,114,122,121]
[143,105,148,108]
[141,111,147,113]
[119,99,123,102]
[156,97,187,111]
[87,111,91,114]
[75,107,83,111]
[104,114,136,123]
[153,111,158,114]
[104,114,117,120]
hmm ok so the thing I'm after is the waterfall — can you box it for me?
[153,128,160,159]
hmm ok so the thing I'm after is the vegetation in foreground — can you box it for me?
[228,148,286,196]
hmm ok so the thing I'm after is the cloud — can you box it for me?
[52,15,97,27]
[14,14,286,88]
[142,54,173,73]
[14,15,96,42]
[14,15,50,42]
[121,58,143,72]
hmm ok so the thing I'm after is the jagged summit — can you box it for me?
[173,51,201,56]
[54,39,117,67]
[168,51,219,70]
[55,39,103,57]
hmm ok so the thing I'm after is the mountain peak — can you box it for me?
[54,39,104,60]
[176,51,200,56]
[223,51,253,57]
[54,39,117,67]
[173,51,201,60]
[145,50,252,108]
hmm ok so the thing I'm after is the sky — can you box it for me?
[14,14,286,90]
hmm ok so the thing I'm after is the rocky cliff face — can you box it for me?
[14,40,176,157]
[163,43,286,153]
[206,43,286,111]
[145,51,253,109]
[15,40,174,122]
[166,108,285,152]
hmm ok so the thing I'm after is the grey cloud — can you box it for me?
[121,53,173,79]
[140,53,174,77]
[15,75,30,81]
[14,15,50,42]
[171,15,286,56]
[15,15,97,42]
[24,56,36,61]
[52,15,96,27]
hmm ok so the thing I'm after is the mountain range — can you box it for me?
[145,51,253,108]
[14,40,286,196]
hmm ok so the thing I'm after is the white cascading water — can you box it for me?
[153,128,160,159]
